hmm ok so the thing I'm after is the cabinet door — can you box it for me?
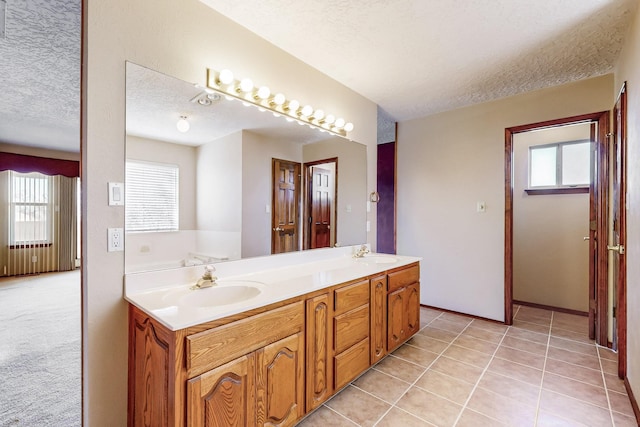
[187,354,256,427]
[370,275,387,364]
[387,287,405,352]
[256,332,305,427]
[306,294,332,411]
[405,282,420,337]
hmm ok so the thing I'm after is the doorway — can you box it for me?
[504,112,610,345]
[271,158,301,254]
[303,158,337,250]
[511,124,592,316]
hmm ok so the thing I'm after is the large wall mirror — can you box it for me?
[125,62,367,273]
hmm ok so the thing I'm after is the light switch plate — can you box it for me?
[108,182,124,206]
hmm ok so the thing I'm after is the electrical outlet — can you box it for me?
[31,255,38,263]
[108,228,124,252]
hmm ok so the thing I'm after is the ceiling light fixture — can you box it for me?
[206,68,354,139]
[176,116,190,133]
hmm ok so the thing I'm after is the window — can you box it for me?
[126,160,179,232]
[9,171,52,245]
[529,140,591,191]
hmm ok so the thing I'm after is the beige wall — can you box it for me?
[397,74,613,321]
[303,138,368,248]
[513,125,591,312]
[614,3,640,408]
[197,132,243,233]
[241,131,302,258]
[83,0,377,424]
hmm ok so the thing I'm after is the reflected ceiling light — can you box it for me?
[176,116,190,133]
[206,68,355,139]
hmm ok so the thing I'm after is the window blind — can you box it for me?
[126,161,179,232]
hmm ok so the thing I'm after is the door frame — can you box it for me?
[613,82,627,378]
[271,158,302,254]
[504,112,610,339]
[303,158,338,250]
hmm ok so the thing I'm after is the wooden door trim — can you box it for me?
[303,158,338,250]
[504,111,609,328]
[614,82,627,378]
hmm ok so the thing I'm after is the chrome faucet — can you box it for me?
[190,265,218,290]
[353,244,370,258]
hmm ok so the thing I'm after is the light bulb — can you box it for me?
[301,105,313,117]
[335,118,346,128]
[257,86,271,100]
[239,78,254,93]
[314,109,325,121]
[325,114,335,125]
[344,122,354,132]
[273,93,286,106]
[176,116,190,133]
[218,69,234,85]
[287,100,300,114]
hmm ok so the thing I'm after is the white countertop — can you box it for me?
[124,245,421,331]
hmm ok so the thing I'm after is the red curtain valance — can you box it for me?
[0,152,80,178]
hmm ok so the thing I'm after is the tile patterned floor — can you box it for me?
[297,305,638,426]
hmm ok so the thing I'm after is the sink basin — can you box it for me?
[354,255,398,264]
[165,280,265,308]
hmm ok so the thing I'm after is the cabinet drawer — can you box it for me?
[334,338,370,390]
[334,279,369,315]
[388,264,419,292]
[333,304,369,354]
[186,301,304,377]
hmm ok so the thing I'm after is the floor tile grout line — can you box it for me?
[371,311,447,426]
[451,317,510,426]
[373,312,476,426]
[317,403,360,426]
[534,311,553,426]
[596,338,617,426]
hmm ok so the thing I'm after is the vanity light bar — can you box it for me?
[205,68,354,138]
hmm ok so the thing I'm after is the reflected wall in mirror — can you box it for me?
[125,62,367,273]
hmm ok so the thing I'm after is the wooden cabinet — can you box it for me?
[187,332,304,427]
[332,279,370,390]
[187,354,256,427]
[370,274,387,364]
[305,293,332,411]
[128,262,420,427]
[387,265,421,352]
[255,333,305,426]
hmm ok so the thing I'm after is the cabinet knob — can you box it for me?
[376,283,382,289]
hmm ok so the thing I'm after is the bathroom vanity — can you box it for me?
[125,247,421,426]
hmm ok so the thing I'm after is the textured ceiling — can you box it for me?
[1,0,637,153]
[0,0,80,152]
[201,0,638,122]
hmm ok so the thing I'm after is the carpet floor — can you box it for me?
[0,270,81,426]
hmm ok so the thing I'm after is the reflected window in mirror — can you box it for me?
[125,160,179,232]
